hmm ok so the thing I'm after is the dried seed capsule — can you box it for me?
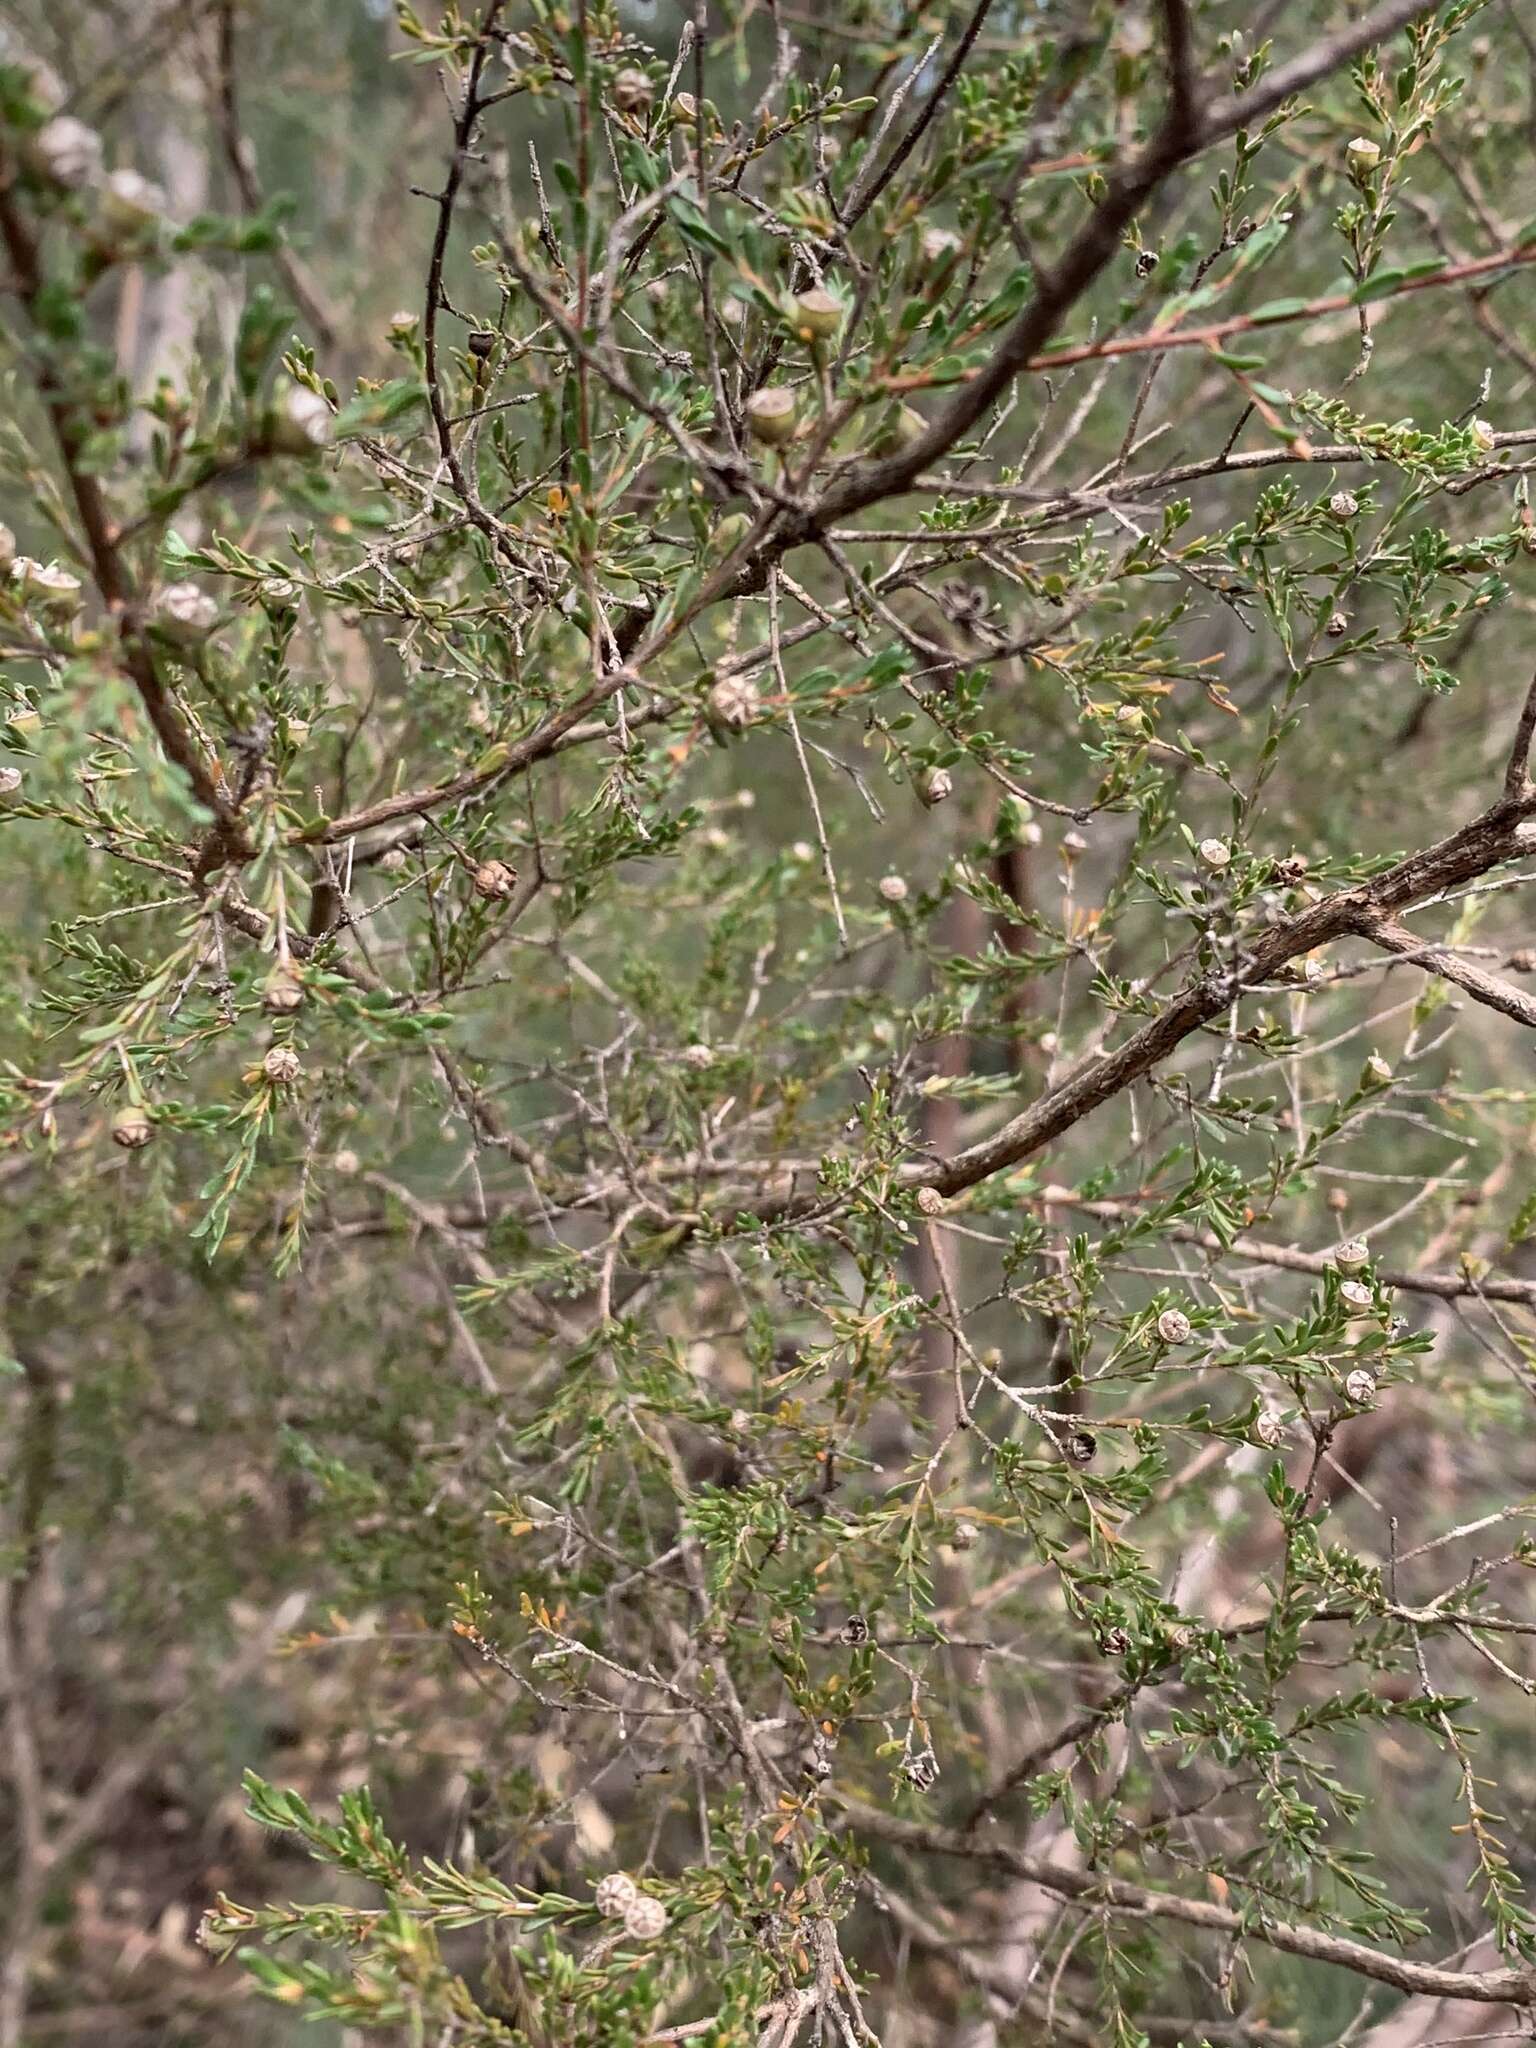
[1065,1428,1098,1466]
[268,384,334,455]
[1332,1237,1369,1270]
[12,558,82,614]
[0,764,21,797]
[595,1872,639,1919]
[878,874,908,904]
[916,766,953,807]
[914,1185,944,1217]
[611,68,654,113]
[263,964,305,1016]
[1470,418,1496,454]
[623,1893,668,1941]
[1339,1279,1374,1316]
[950,1519,977,1552]
[1327,490,1358,521]
[707,672,760,732]
[111,1103,154,1149]
[99,166,164,235]
[1326,611,1348,637]
[29,114,102,188]
[680,1043,713,1070]
[152,581,219,644]
[262,1045,301,1086]
[1345,135,1381,179]
[840,1615,870,1645]
[1156,1307,1192,1345]
[1198,838,1231,869]
[466,328,495,364]
[745,387,798,447]
[1254,1407,1287,1448]
[1344,1367,1377,1406]
[472,859,517,900]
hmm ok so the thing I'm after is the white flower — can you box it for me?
[0,764,21,797]
[878,874,908,904]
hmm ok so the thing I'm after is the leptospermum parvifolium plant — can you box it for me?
[4,1,1536,2044]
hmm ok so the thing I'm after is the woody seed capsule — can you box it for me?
[595,1872,639,1919]
[745,387,798,447]
[1332,1237,1369,1270]
[914,1186,944,1216]
[111,1103,154,1150]
[1156,1307,1191,1345]
[916,766,952,807]
[473,859,517,901]
[1198,838,1231,869]
[1339,1279,1374,1316]
[1345,136,1382,179]
[611,68,653,113]
[1344,1368,1377,1406]
[1328,490,1358,521]
[263,965,305,1016]
[624,1894,667,1940]
[708,672,760,731]
[791,289,841,341]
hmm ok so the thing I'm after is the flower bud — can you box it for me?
[745,387,798,447]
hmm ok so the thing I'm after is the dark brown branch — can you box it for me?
[832,1797,1536,2007]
